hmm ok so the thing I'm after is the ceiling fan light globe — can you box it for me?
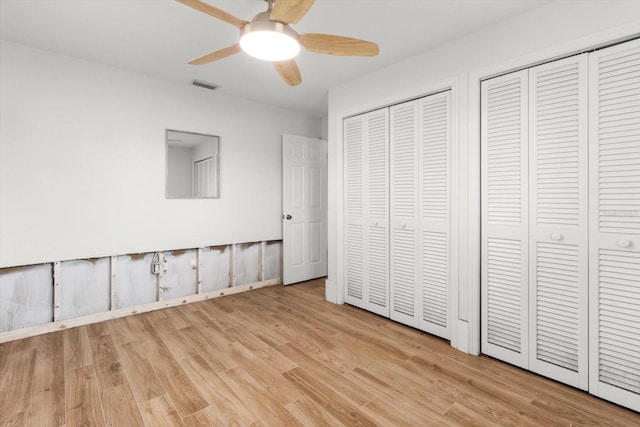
[239,21,300,62]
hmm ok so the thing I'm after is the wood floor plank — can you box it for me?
[179,325,238,373]
[26,355,65,427]
[219,367,303,426]
[284,396,347,427]
[276,343,374,407]
[282,367,378,427]
[148,316,200,362]
[223,326,297,374]
[362,397,458,427]
[345,366,454,416]
[34,331,64,360]
[101,383,145,426]
[227,341,304,405]
[2,278,639,427]
[182,406,230,427]
[139,394,185,427]
[65,365,105,427]
[0,349,37,427]
[117,339,165,403]
[180,354,257,426]
[89,332,124,390]
[63,328,92,371]
[139,330,208,419]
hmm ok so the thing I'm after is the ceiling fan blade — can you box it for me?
[189,43,242,65]
[300,33,379,57]
[270,0,315,24]
[177,0,248,29]
[273,60,302,86]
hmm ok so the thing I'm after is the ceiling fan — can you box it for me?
[177,0,379,86]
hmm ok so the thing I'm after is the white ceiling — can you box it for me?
[0,0,549,117]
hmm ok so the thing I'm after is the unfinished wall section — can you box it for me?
[0,240,282,342]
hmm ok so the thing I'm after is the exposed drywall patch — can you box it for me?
[57,259,110,321]
[1,239,282,341]
[114,253,157,309]
[234,243,260,286]
[0,264,53,332]
[162,250,197,299]
[264,241,282,281]
[200,246,230,292]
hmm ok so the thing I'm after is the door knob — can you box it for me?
[285,214,292,220]
[617,239,631,248]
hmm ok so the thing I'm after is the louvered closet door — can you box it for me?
[418,91,451,339]
[588,38,640,412]
[344,115,367,309]
[528,55,589,390]
[481,70,529,369]
[390,100,420,327]
[344,110,390,316]
[364,109,390,316]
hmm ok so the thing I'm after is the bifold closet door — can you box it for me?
[390,101,420,327]
[418,92,451,339]
[481,70,529,369]
[344,109,390,316]
[528,54,589,390]
[389,93,452,339]
[588,38,640,412]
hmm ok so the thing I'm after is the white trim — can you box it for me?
[324,278,338,304]
[0,278,281,344]
[467,22,640,356]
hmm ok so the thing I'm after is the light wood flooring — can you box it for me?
[1,279,639,426]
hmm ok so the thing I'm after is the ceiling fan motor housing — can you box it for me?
[239,11,301,61]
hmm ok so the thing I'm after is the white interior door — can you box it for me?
[282,134,327,285]
[481,70,530,369]
[528,54,589,390]
[389,100,420,328]
[418,91,452,340]
[588,38,640,412]
[343,110,390,316]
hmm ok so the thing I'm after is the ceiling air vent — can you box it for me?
[192,79,218,90]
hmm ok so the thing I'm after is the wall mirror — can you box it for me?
[166,129,220,199]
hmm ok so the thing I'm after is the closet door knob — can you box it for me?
[550,232,562,241]
[617,239,631,248]
[400,223,407,229]
[372,220,379,226]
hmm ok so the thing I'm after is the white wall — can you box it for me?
[326,0,640,352]
[0,41,321,268]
